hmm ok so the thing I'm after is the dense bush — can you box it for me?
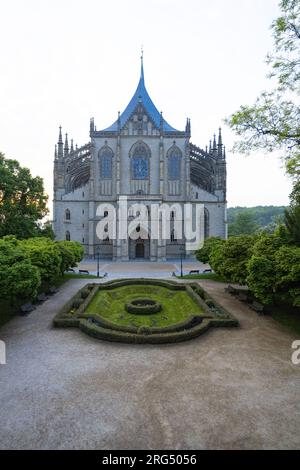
[209,235,256,285]
[195,237,224,263]
[207,229,300,306]
[0,236,84,307]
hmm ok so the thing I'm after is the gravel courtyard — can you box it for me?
[0,275,300,450]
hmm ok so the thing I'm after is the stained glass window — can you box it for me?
[168,148,181,180]
[99,147,113,179]
[131,143,149,180]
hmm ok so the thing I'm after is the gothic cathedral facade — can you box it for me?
[53,58,227,260]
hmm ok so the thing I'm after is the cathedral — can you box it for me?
[53,57,227,261]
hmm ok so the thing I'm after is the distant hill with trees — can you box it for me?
[227,206,286,236]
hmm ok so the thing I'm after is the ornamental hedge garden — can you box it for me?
[53,279,238,344]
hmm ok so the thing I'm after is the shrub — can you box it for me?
[72,298,82,309]
[195,237,224,263]
[209,235,256,285]
[81,289,90,299]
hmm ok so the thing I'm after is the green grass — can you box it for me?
[179,273,227,282]
[85,284,204,328]
[63,273,100,279]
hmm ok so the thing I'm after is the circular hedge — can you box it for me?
[125,298,162,315]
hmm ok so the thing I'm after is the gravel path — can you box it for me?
[0,278,300,450]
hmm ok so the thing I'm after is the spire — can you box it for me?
[223,146,226,160]
[185,118,191,136]
[54,144,57,160]
[140,46,144,83]
[70,139,74,153]
[218,127,222,146]
[212,133,218,157]
[101,54,179,133]
[57,126,63,159]
[209,140,212,154]
[90,117,95,136]
[64,133,69,157]
[218,127,223,158]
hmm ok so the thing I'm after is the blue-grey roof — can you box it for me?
[102,61,180,133]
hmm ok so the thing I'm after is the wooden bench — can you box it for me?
[202,269,212,273]
[237,292,249,302]
[189,270,200,275]
[225,285,238,295]
[48,286,59,295]
[250,301,265,314]
[79,269,90,275]
[36,293,49,303]
[20,303,35,315]
[67,268,75,273]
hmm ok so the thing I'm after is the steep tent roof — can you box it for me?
[102,58,180,133]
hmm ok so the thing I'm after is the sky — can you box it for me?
[0,0,292,215]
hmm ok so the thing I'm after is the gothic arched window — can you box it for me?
[204,208,209,239]
[171,229,177,243]
[65,209,71,220]
[167,145,182,180]
[131,142,150,180]
[99,146,113,179]
[65,230,71,241]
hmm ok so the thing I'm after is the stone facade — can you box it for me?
[53,58,227,260]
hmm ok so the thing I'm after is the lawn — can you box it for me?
[85,284,204,328]
[179,273,227,282]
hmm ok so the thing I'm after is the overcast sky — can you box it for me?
[0,0,291,215]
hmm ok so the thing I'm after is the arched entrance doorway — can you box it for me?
[135,241,145,258]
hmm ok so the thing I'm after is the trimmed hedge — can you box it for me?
[53,279,239,343]
[79,318,212,344]
[125,298,162,315]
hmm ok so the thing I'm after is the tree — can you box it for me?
[21,238,62,284]
[56,241,84,275]
[226,0,300,197]
[209,235,256,285]
[228,212,259,236]
[0,153,49,239]
[0,237,41,304]
[284,204,300,245]
[195,237,224,263]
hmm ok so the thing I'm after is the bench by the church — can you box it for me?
[225,285,238,295]
[203,269,212,273]
[37,293,49,303]
[189,270,200,275]
[250,301,264,314]
[20,303,36,315]
[48,286,59,295]
[237,292,248,302]
[79,269,90,275]
[67,268,75,273]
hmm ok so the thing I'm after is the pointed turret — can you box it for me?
[57,126,64,159]
[185,118,191,136]
[90,117,95,136]
[70,139,74,153]
[217,127,223,158]
[212,133,218,157]
[64,133,69,157]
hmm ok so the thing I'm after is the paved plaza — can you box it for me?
[0,269,300,450]
[77,258,207,278]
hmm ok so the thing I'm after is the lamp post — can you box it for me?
[180,246,184,278]
[96,245,100,278]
